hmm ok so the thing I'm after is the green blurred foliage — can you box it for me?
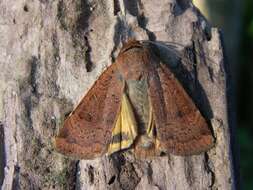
[248,20,253,38]
[238,0,253,126]
[238,0,253,189]
[238,127,253,189]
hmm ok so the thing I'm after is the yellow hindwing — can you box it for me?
[107,93,138,155]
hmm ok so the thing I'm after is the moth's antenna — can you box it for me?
[141,40,219,67]
[141,40,184,50]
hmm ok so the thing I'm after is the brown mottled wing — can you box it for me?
[148,63,214,156]
[55,63,124,159]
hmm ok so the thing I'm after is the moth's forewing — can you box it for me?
[148,60,214,155]
[55,63,124,159]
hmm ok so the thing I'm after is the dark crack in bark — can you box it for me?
[119,162,140,190]
[184,157,195,187]
[20,56,40,129]
[74,0,94,72]
[88,165,95,185]
[108,175,116,185]
[57,0,68,31]
[0,122,4,186]
[12,165,20,190]
[204,153,215,189]
[136,0,156,41]
[113,0,120,16]
[84,35,93,72]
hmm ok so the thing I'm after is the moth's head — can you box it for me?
[120,39,143,54]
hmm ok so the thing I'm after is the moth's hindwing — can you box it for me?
[107,93,138,155]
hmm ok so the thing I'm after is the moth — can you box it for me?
[55,40,214,159]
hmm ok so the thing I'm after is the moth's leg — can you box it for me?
[147,100,155,138]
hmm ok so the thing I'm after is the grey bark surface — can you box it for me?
[0,0,237,190]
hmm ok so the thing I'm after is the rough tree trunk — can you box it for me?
[0,0,238,189]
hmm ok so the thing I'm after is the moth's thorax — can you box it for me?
[117,47,150,81]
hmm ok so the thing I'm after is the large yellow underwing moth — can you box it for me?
[55,40,214,159]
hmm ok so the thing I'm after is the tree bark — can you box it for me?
[0,0,238,189]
